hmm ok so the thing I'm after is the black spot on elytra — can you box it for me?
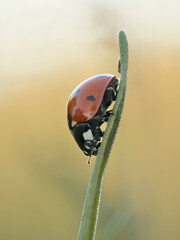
[87,95,95,102]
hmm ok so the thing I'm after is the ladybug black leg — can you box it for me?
[91,110,114,124]
[104,110,115,122]
[95,110,114,122]
[94,126,103,142]
[108,78,120,101]
[107,87,117,101]
[93,142,101,156]
[102,87,116,108]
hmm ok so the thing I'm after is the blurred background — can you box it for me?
[0,0,180,239]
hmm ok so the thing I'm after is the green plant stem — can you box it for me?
[77,31,128,240]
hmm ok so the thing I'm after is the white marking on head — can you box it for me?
[71,121,77,127]
[83,129,93,140]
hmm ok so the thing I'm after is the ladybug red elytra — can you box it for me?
[67,62,121,164]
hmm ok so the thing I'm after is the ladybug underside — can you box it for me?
[68,77,120,159]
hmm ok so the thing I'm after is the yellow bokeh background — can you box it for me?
[0,1,180,239]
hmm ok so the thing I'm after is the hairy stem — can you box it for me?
[77,31,128,240]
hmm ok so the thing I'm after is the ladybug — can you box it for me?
[67,72,120,163]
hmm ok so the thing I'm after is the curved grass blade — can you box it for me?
[77,30,128,240]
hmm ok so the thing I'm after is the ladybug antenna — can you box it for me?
[88,156,91,165]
